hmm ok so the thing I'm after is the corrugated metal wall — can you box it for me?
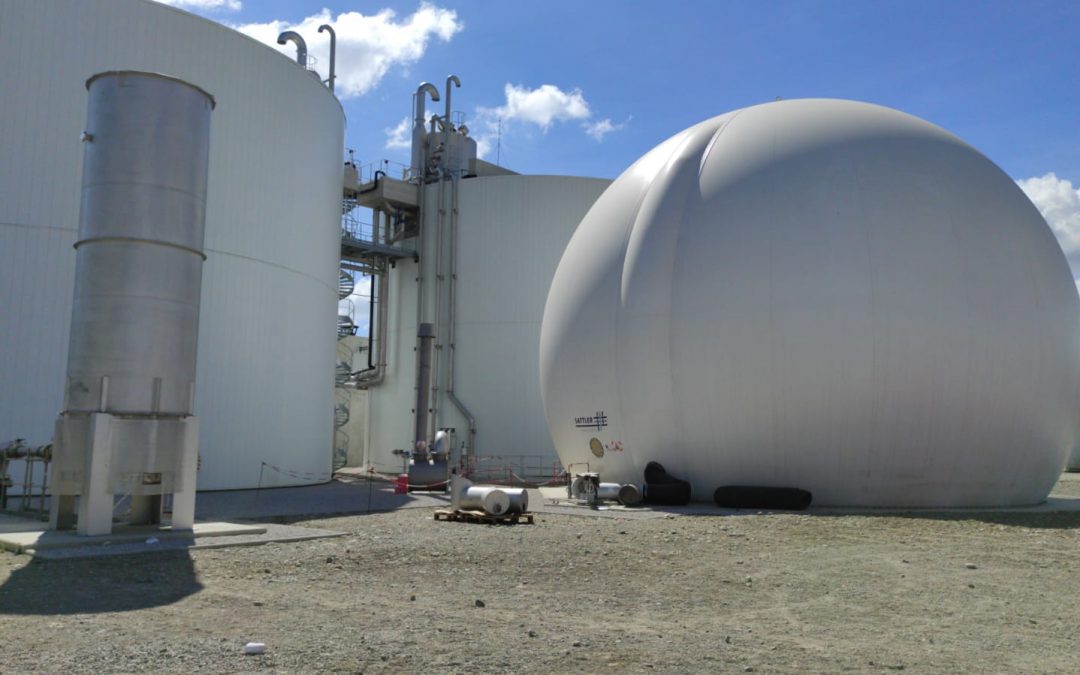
[365,175,610,476]
[0,0,344,489]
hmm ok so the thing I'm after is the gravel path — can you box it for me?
[2,478,1080,672]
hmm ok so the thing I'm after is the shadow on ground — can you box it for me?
[888,509,1080,529]
[658,501,1080,530]
[195,478,449,523]
[0,550,202,615]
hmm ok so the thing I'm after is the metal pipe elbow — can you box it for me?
[276,30,307,66]
[317,24,336,92]
[414,82,440,125]
[444,75,461,124]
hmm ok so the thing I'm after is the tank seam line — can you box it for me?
[203,247,337,294]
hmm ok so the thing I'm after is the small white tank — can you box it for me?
[426,129,477,176]
[540,99,1080,507]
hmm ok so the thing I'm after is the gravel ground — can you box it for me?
[2,476,1080,673]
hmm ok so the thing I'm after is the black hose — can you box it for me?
[365,274,375,371]
[355,169,386,196]
[348,166,386,376]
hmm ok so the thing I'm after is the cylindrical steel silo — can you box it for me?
[65,72,214,415]
[50,71,214,535]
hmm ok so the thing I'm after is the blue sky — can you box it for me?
[160,0,1080,308]
[163,0,1078,182]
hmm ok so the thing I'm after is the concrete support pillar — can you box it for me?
[49,494,77,531]
[170,417,199,531]
[77,413,114,536]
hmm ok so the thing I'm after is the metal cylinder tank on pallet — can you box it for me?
[66,72,214,415]
[540,99,1080,508]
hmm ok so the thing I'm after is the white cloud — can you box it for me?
[384,116,411,150]
[480,84,591,131]
[584,117,629,142]
[1017,172,1080,269]
[155,0,241,11]
[468,83,626,161]
[233,3,462,99]
[473,134,493,161]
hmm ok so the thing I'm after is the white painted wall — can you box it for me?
[365,175,610,477]
[0,0,344,489]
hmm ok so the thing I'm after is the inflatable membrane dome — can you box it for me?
[540,99,1080,507]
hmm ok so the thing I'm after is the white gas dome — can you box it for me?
[539,98,1080,507]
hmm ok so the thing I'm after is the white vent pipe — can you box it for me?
[410,83,439,180]
[317,24,336,92]
[444,74,460,130]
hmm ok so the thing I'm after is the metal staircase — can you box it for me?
[332,387,350,471]
[333,270,356,471]
[338,269,355,298]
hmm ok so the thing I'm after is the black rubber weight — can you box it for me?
[644,461,678,484]
[713,485,812,510]
[643,481,692,506]
[642,461,692,506]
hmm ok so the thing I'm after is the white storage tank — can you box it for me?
[0,0,344,489]
[364,174,610,477]
[540,99,1080,507]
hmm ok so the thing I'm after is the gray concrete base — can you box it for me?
[22,523,346,560]
[0,514,346,558]
[0,518,264,554]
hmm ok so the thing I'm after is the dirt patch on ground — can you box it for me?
[3,476,1080,672]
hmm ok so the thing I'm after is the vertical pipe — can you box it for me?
[410,83,439,181]
[414,323,435,450]
[365,268,376,372]
[372,250,390,387]
[318,24,336,92]
[411,189,427,450]
[444,75,460,128]
[357,262,388,387]
[446,172,476,458]
[443,75,461,174]
[429,170,447,441]
[357,208,390,389]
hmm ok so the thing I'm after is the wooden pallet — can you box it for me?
[433,508,535,525]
